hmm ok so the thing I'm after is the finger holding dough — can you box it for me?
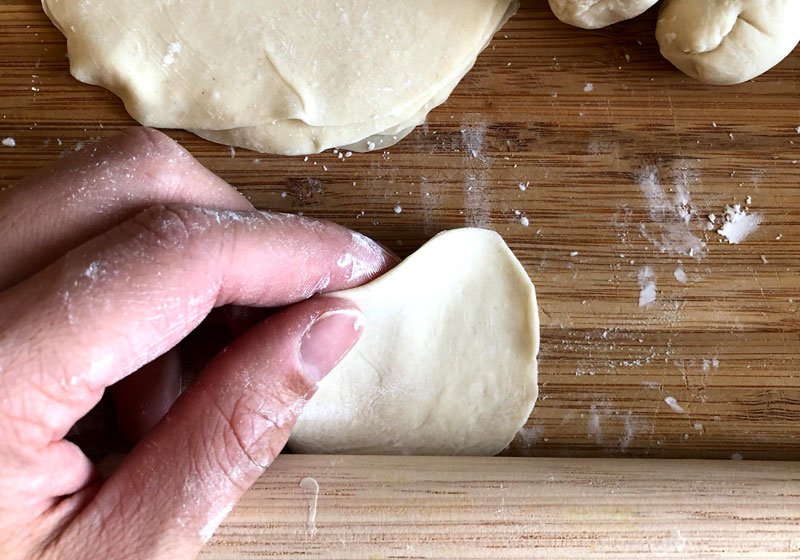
[289,228,540,457]
[656,0,800,85]
[548,0,659,29]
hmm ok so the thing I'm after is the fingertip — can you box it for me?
[299,307,365,384]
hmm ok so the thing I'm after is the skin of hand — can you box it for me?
[0,128,397,559]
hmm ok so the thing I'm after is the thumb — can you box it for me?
[52,298,362,560]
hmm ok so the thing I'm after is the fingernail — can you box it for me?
[300,309,364,384]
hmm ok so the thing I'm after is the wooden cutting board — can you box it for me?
[1,0,797,461]
[2,1,800,557]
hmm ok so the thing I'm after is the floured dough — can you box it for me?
[289,229,539,456]
[656,0,800,85]
[42,0,518,155]
[549,0,659,29]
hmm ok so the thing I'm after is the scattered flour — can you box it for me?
[583,82,594,93]
[702,358,720,372]
[637,266,657,307]
[637,165,705,258]
[653,529,687,553]
[393,204,403,215]
[673,266,688,284]
[460,123,491,227]
[2,137,15,147]
[516,425,544,447]
[716,203,762,244]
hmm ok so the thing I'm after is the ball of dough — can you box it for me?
[548,0,659,29]
[289,229,540,456]
[656,0,800,85]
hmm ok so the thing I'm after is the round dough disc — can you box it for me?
[43,0,518,153]
[656,0,800,85]
[289,228,540,456]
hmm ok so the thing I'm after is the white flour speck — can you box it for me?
[653,529,686,553]
[583,82,594,93]
[2,137,15,147]
[516,425,544,447]
[393,204,402,214]
[717,203,761,244]
[702,358,720,372]
[299,477,320,538]
[588,411,602,441]
[520,215,529,227]
[664,396,686,414]
[163,41,182,66]
[638,266,657,307]
[673,266,688,284]
[731,452,743,461]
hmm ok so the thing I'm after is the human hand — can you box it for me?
[0,128,395,559]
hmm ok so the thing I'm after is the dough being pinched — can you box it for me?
[42,0,518,155]
[289,229,540,456]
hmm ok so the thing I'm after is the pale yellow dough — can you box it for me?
[42,0,518,154]
[289,229,540,456]
[656,0,800,85]
[549,0,659,29]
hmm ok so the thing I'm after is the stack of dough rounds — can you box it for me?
[42,0,519,155]
[289,229,540,456]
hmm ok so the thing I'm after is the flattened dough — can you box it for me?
[289,229,539,456]
[42,0,518,154]
[549,0,659,29]
[657,0,800,85]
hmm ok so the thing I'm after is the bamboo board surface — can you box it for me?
[0,1,799,462]
[202,455,800,559]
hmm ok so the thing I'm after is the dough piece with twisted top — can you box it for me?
[657,0,800,85]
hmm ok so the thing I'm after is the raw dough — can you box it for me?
[42,0,518,155]
[656,0,800,85]
[549,0,659,29]
[289,229,539,456]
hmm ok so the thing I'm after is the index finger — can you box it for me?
[0,205,396,451]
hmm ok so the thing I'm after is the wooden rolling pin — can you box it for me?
[203,456,800,559]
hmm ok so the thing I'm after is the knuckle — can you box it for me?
[117,126,186,161]
[122,204,214,252]
[211,380,309,472]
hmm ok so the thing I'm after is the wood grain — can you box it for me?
[0,1,799,460]
[202,455,800,559]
